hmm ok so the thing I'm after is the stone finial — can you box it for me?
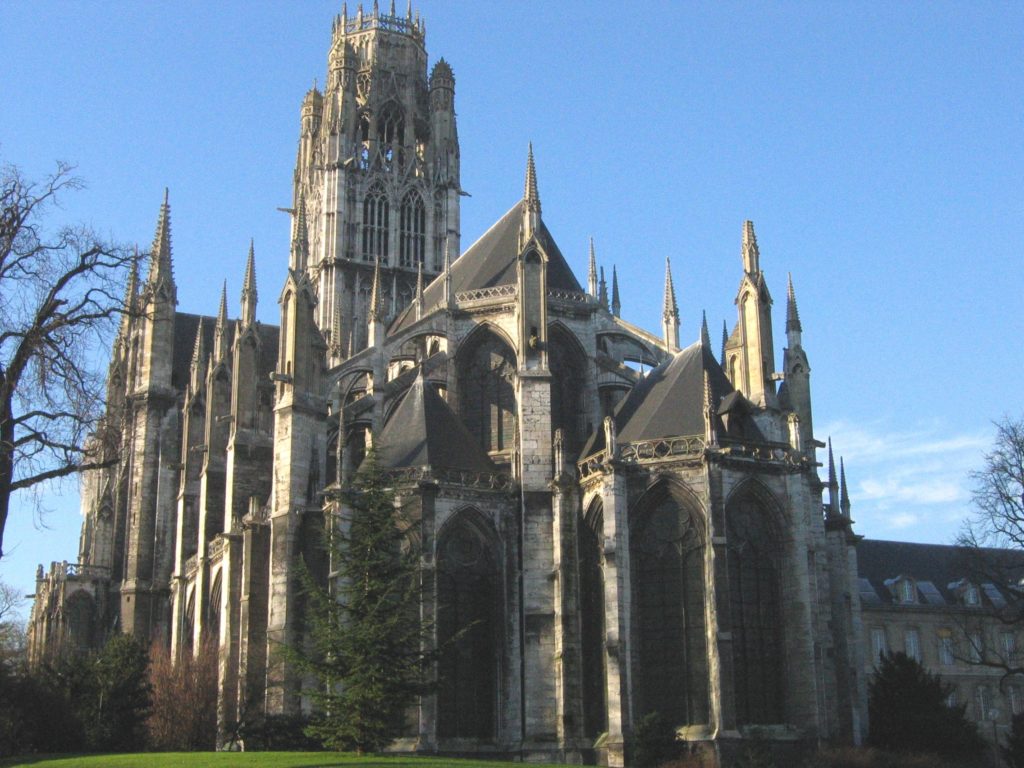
[721,320,729,367]
[214,280,229,363]
[741,219,760,275]
[603,416,617,461]
[369,257,383,321]
[703,369,718,447]
[611,265,621,317]
[147,188,175,291]
[415,259,424,320]
[598,266,608,310]
[662,257,678,322]
[331,304,345,359]
[827,437,839,515]
[786,272,802,336]
[524,142,540,215]
[840,457,851,518]
[443,237,453,307]
[587,237,598,298]
[701,310,711,348]
[241,239,258,327]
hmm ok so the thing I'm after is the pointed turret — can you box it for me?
[611,265,621,317]
[827,438,840,516]
[661,257,679,352]
[331,303,345,360]
[290,195,310,271]
[786,272,802,342]
[701,311,711,349]
[721,320,728,367]
[367,258,384,347]
[443,238,454,307]
[598,266,608,310]
[117,251,140,343]
[213,280,229,364]
[522,143,540,241]
[587,238,598,298]
[241,239,258,328]
[146,189,177,303]
[840,457,851,518]
[190,319,207,393]
[726,219,776,407]
[742,219,760,275]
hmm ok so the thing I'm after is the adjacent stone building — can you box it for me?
[32,4,992,765]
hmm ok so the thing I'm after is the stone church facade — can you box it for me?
[28,6,871,764]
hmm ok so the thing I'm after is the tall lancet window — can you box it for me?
[362,186,389,263]
[458,331,516,455]
[727,491,785,724]
[399,190,426,268]
[632,485,709,726]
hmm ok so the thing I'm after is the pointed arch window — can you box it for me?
[362,186,389,263]
[437,512,499,739]
[458,332,516,455]
[579,500,608,738]
[727,493,785,724]
[632,487,709,726]
[399,190,426,268]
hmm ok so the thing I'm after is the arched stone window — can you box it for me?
[632,485,709,725]
[207,570,223,643]
[726,490,784,725]
[457,330,516,455]
[399,190,426,268]
[378,103,405,145]
[362,186,389,262]
[437,511,499,739]
[65,591,95,654]
[549,327,587,457]
[579,499,607,738]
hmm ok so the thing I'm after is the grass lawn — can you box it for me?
[0,754,567,768]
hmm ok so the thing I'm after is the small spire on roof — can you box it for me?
[598,266,608,310]
[389,0,395,16]
[701,310,711,348]
[147,188,175,290]
[587,238,598,298]
[721,320,729,367]
[331,302,345,359]
[443,237,453,307]
[611,265,621,317]
[663,257,679,321]
[840,457,851,518]
[742,219,760,275]
[369,257,383,320]
[786,272,802,336]
[415,260,424,320]
[524,142,540,215]
[827,437,839,515]
[241,239,258,327]
[214,280,229,363]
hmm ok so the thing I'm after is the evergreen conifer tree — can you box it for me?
[291,452,433,753]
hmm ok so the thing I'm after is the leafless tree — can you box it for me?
[0,161,135,558]
[0,579,26,669]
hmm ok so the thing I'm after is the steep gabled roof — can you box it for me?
[371,372,495,472]
[580,339,760,459]
[391,201,583,333]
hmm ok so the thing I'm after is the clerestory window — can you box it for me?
[362,186,389,262]
[399,190,426,267]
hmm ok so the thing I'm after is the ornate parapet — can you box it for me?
[381,465,513,492]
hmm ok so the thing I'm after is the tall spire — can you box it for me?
[214,280,229,363]
[598,266,608,309]
[840,457,851,518]
[291,195,310,270]
[241,239,258,327]
[611,265,621,317]
[147,188,175,296]
[189,319,206,393]
[786,272,802,337]
[827,437,839,515]
[701,310,711,348]
[721,320,729,367]
[587,238,598,297]
[741,219,760,275]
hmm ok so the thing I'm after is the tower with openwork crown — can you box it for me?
[292,1,460,359]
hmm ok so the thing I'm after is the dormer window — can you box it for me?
[949,578,982,607]
[897,578,916,604]
[965,585,980,606]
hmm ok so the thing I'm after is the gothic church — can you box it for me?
[29,6,866,765]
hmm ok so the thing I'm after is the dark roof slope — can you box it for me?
[580,340,755,458]
[171,312,279,393]
[391,202,583,332]
[856,539,1024,607]
[371,372,494,472]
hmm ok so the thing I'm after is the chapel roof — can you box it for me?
[370,370,495,472]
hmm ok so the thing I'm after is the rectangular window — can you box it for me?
[939,630,955,666]
[976,686,991,720]
[969,631,983,663]
[899,579,916,603]
[871,627,887,661]
[904,629,921,662]
[1003,632,1017,664]
[1011,686,1023,716]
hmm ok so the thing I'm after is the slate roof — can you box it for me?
[856,539,1024,609]
[580,339,759,459]
[171,312,279,393]
[391,202,583,332]
[371,371,495,472]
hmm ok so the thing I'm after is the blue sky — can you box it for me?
[1,1,1022,616]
